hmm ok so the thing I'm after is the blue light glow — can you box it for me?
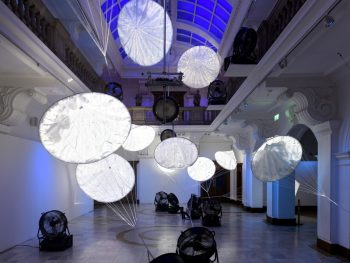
[209,25,223,40]
[176,0,233,42]
[196,6,212,20]
[178,1,195,12]
[177,11,194,22]
[218,0,232,13]
[197,0,215,12]
[212,16,225,32]
[194,16,210,30]
[176,28,217,52]
[214,5,230,23]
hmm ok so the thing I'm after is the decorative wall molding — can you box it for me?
[287,86,337,127]
[0,86,23,123]
[0,86,47,126]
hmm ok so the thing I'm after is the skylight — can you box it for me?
[176,29,217,52]
[177,0,233,43]
[101,0,232,59]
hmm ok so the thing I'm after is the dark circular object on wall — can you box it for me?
[105,82,123,100]
[160,129,177,141]
[152,96,179,123]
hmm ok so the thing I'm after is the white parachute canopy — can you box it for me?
[76,154,135,203]
[178,46,220,89]
[187,157,216,182]
[39,92,131,164]
[156,163,176,174]
[118,0,173,66]
[154,137,198,169]
[122,124,156,151]
[251,136,303,182]
[215,150,237,170]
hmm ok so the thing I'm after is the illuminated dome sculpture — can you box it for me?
[122,124,155,152]
[215,150,237,170]
[251,136,302,182]
[187,157,216,182]
[39,93,131,164]
[154,137,198,169]
[117,0,173,66]
[178,46,220,89]
[76,154,135,203]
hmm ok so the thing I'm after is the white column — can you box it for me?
[335,152,350,249]
[242,151,264,208]
[230,169,237,200]
[312,121,338,244]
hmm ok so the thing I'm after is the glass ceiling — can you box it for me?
[101,0,233,59]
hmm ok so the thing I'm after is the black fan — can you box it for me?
[152,96,179,123]
[208,80,227,105]
[177,227,218,263]
[202,198,222,227]
[182,194,202,220]
[154,191,169,212]
[168,193,180,214]
[160,129,177,141]
[37,210,73,251]
[105,82,123,100]
[231,27,257,64]
[150,253,185,263]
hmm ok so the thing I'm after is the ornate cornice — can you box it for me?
[287,86,337,126]
[0,86,23,123]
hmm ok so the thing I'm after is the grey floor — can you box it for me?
[0,204,347,263]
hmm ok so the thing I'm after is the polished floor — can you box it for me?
[0,204,347,263]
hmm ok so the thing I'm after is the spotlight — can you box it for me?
[324,15,335,28]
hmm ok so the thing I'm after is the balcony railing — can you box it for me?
[129,107,220,125]
[1,0,105,91]
[257,0,307,60]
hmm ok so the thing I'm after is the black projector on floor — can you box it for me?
[37,210,73,251]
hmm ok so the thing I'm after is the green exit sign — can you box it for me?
[274,113,280,121]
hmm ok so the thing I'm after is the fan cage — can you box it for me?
[149,253,185,263]
[202,199,222,227]
[154,191,169,212]
[176,227,218,263]
[38,210,69,238]
[168,193,180,214]
[182,194,202,220]
[207,80,227,105]
[37,210,73,251]
[152,96,180,123]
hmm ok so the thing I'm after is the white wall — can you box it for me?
[199,141,232,159]
[137,159,200,204]
[0,133,93,252]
